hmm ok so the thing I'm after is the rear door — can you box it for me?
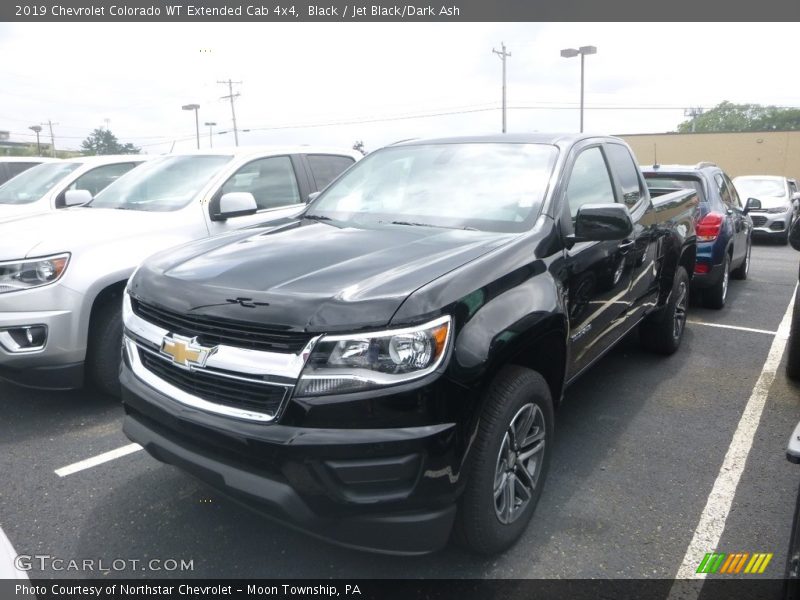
[302,154,357,192]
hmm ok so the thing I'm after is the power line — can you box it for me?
[218,79,242,146]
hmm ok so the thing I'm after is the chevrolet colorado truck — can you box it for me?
[0,147,359,394]
[120,134,698,555]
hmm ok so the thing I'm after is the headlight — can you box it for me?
[767,205,792,214]
[0,253,70,294]
[295,315,451,396]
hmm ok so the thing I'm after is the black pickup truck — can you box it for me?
[120,134,698,555]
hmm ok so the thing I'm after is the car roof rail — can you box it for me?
[694,161,718,169]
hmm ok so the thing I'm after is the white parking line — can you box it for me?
[669,283,797,596]
[687,321,777,336]
[54,443,143,477]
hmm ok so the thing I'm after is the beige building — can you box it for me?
[619,131,800,179]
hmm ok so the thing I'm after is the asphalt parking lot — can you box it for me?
[1,241,798,580]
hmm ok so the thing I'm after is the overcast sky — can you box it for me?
[0,22,795,154]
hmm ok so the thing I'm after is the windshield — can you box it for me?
[733,177,786,198]
[0,162,80,205]
[89,154,233,212]
[306,143,559,233]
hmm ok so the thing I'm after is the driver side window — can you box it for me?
[221,156,301,210]
[566,147,616,218]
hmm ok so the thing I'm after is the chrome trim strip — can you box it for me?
[123,292,319,380]
[125,336,279,422]
[136,342,293,388]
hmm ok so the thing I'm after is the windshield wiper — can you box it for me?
[303,214,332,221]
[387,220,478,231]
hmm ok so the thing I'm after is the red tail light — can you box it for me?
[694,263,710,274]
[697,212,724,242]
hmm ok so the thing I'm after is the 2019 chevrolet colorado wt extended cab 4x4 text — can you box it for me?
[120,134,699,555]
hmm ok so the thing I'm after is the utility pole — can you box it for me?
[42,120,57,157]
[492,42,511,133]
[218,79,242,146]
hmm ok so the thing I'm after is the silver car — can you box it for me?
[733,175,799,244]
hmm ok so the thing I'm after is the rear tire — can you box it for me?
[731,240,751,280]
[787,288,800,381]
[702,254,730,309]
[85,295,123,397]
[640,266,690,355]
[454,366,553,555]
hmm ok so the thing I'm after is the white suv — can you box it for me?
[0,155,147,221]
[0,146,359,395]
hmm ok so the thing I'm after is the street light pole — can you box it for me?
[204,121,217,148]
[560,45,597,133]
[29,125,42,156]
[182,103,201,149]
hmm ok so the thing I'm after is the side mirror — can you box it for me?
[307,191,321,203]
[567,203,634,246]
[215,192,258,220]
[64,189,93,207]
[744,197,761,213]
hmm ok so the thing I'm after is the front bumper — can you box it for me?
[749,209,793,237]
[120,360,469,554]
[0,284,87,389]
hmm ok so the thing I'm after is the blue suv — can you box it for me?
[642,163,753,309]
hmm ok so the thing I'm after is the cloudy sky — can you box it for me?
[0,22,794,154]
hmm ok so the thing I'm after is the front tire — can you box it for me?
[640,266,690,355]
[455,366,554,555]
[85,296,123,397]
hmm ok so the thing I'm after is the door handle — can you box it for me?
[618,239,635,252]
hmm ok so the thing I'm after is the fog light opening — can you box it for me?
[0,325,48,352]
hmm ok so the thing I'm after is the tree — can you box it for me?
[80,128,141,155]
[678,101,800,133]
[352,140,367,155]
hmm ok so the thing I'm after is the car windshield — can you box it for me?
[0,162,80,205]
[306,143,559,233]
[88,154,233,212]
[734,177,786,198]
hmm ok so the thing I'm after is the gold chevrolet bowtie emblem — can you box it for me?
[160,334,215,369]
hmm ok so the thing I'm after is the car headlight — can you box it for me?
[767,205,791,214]
[0,253,70,294]
[295,315,452,396]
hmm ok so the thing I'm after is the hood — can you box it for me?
[0,202,47,222]
[130,219,514,331]
[749,194,791,210]
[0,207,194,261]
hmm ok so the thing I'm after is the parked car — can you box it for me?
[121,134,698,555]
[0,147,359,395]
[642,163,752,309]
[733,175,798,245]
[0,157,61,186]
[0,155,147,221]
